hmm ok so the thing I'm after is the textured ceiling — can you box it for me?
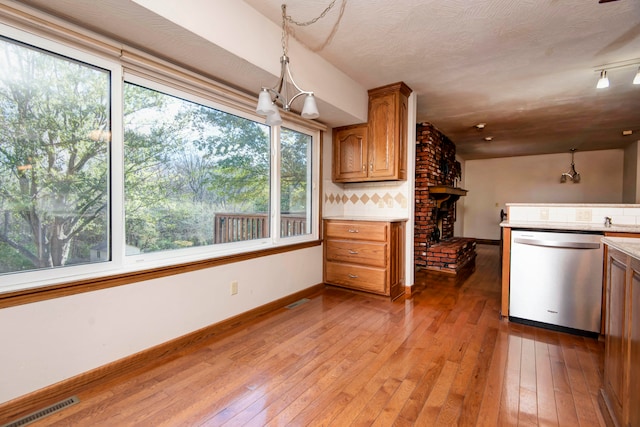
[11,0,640,160]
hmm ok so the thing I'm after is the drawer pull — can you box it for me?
[348,229,359,233]
[348,274,359,279]
[348,249,359,254]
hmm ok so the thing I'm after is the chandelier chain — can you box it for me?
[280,1,338,56]
[286,0,337,27]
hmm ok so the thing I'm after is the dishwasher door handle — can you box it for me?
[513,237,600,250]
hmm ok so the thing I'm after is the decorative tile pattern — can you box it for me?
[324,191,408,209]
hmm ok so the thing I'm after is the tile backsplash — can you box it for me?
[507,204,640,226]
[323,180,410,218]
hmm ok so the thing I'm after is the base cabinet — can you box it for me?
[601,247,640,427]
[323,219,405,300]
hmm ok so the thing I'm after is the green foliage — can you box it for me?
[0,38,110,270]
[0,36,313,274]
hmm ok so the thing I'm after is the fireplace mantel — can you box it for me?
[428,185,468,202]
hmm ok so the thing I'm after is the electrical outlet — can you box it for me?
[576,209,592,222]
[540,208,549,221]
[231,281,238,295]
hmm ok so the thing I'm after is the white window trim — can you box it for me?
[0,12,323,294]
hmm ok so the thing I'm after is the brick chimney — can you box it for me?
[414,122,462,270]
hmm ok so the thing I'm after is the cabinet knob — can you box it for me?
[369,162,373,172]
[348,274,359,279]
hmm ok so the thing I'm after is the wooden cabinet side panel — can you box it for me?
[389,222,405,300]
[397,92,408,180]
[501,227,511,317]
[604,249,628,425]
[628,257,640,427]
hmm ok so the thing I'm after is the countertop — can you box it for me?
[323,216,408,222]
[501,221,640,233]
[602,237,640,260]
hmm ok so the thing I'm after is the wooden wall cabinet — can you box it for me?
[323,219,405,300]
[332,82,412,183]
[332,123,369,182]
[601,246,640,427]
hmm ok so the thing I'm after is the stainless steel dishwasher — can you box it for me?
[509,229,603,335]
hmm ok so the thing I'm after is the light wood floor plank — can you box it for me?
[22,245,606,427]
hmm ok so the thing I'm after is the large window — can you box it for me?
[124,83,271,253]
[0,25,320,293]
[0,36,111,276]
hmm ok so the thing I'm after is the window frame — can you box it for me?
[0,17,324,302]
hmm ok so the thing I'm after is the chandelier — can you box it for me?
[256,2,337,126]
[560,148,581,183]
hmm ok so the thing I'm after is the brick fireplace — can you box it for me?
[414,122,476,274]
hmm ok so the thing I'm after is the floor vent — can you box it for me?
[2,396,79,427]
[285,298,310,309]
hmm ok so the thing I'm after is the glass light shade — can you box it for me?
[265,108,282,126]
[560,174,567,183]
[301,94,319,119]
[572,173,580,183]
[596,70,609,89]
[633,67,640,85]
[256,89,277,115]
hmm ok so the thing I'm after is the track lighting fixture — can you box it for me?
[596,70,609,89]
[594,59,640,88]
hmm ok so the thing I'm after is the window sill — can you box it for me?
[0,240,321,309]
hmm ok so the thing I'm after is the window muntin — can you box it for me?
[123,83,271,254]
[0,35,111,276]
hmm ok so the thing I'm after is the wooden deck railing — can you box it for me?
[213,213,307,243]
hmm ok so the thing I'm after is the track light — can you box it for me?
[596,70,609,89]
[634,67,640,85]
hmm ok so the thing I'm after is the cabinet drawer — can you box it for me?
[325,240,387,268]
[325,261,386,294]
[325,221,387,242]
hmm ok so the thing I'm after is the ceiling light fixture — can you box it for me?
[560,148,581,183]
[593,59,640,88]
[256,2,337,125]
[596,70,609,89]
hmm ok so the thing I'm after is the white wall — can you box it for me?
[0,246,322,404]
[463,149,624,240]
[0,1,362,406]
[623,141,640,203]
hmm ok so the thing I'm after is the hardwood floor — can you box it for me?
[28,245,605,426]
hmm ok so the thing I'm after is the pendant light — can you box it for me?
[256,2,337,123]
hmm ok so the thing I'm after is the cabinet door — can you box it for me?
[333,124,368,182]
[604,249,628,424]
[368,91,397,180]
